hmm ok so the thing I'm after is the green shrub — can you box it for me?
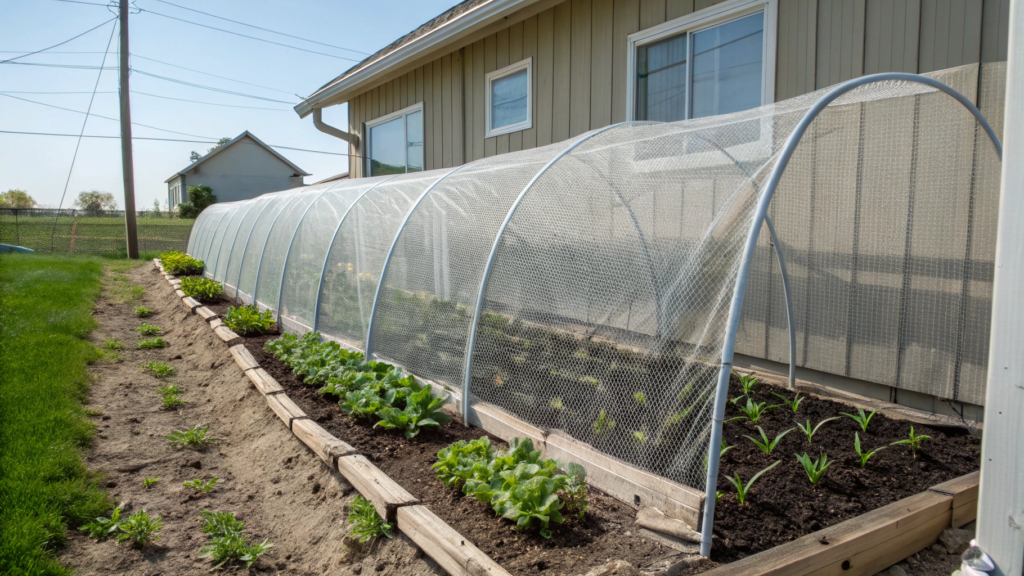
[223,305,274,336]
[177,185,217,219]
[180,277,223,303]
[159,250,204,276]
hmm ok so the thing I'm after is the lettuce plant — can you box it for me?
[180,277,223,303]
[432,436,494,488]
[222,305,274,336]
[492,475,565,539]
[374,387,452,438]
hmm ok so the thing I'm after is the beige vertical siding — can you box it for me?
[343,0,1008,175]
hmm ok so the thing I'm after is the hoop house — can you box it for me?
[186,66,1001,555]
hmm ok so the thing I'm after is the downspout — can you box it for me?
[313,108,359,147]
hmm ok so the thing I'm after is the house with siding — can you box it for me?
[292,0,1009,420]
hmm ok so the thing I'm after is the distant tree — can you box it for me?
[190,150,201,163]
[150,198,162,218]
[0,189,37,208]
[177,185,216,219]
[74,190,118,213]
[208,137,232,154]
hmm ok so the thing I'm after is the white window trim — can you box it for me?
[625,0,777,121]
[484,57,533,138]
[365,102,424,176]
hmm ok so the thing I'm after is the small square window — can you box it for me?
[485,58,532,138]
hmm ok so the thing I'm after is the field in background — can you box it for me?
[0,209,195,257]
[0,254,119,575]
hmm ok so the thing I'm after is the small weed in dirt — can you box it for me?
[198,510,272,570]
[138,337,166,349]
[347,495,394,543]
[133,306,153,318]
[81,508,123,540]
[184,478,218,493]
[117,509,163,547]
[143,478,160,489]
[166,425,215,449]
[159,385,186,410]
[104,339,124,351]
[223,305,274,336]
[142,361,176,378]
[136,323,161,337]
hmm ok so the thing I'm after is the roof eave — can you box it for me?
[294,0,533,118]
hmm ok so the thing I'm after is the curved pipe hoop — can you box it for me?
[217,199,263,290]
[274,180,350,321]
[764,215,796,389]
[230,196,279,302]
[203,208,232,278]
[364,163,480,359]
[461,123,624,424]
[191,209,219,263]
[311,175,399,335]
[698,71,1003,557]
[236,191,302,305]
[250,191,310,310]
[195,209,225,275]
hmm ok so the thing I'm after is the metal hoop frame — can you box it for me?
[698,71,1003,556]
[202,208,233,278]
[311,175,400,334]
[213,199,262,288]
[193,206,225,265]
[226,196,278,300]
[236,190,304,304]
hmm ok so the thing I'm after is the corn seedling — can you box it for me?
[348,495,394,543]
[715,491,723,503]
[142,361,176,378]
[853,433,886,467]
[633,430,648,444]
[166,425,215,450]
[138,337,166,349]
[143,478,160,489]
[633,391,647,405]
[796,417,838,444]
[840,408,878,433]
[592,410,616,436]
[891,426,931,455]
[133,306,153,318]
[724,460,780,505]
[184,478,218,493]
[795,452,833,484]
[737,372,759,395]
[136,323,161,337]
[550,397,564,410]
[738,398,778,424]
[721,439,734,457]
[159,384,186,410]
[104,339,124,351]
[730,394,747,405]
[117,509,163,547]
[772,392,804,413]
[744,426,795,454]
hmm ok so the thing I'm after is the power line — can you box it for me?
[1,17,116,63]
[2,61,117,69]
[0,92,217,139]
[0,90,118,94]
[51,0,111,6]
[145,0,369,56]
[137,7,361,62]
[130,53,297,96]
[0,90,290,110]
[0,129,361,157]
[132,69,297,104]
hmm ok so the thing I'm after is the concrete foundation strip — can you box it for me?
[155,262,511,576]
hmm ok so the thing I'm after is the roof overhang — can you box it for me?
[294,0,538,118]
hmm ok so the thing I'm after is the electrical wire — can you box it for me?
[53,19,117,224]
[0,92,217,138]
[145,0,369,56]
[0,130,363,158]
[51,0,111,6]
[131,69,297,104]
[1,17,116,63]
[2,61,117,69]
[130,53,298,96]
[0,90,289,110]
[136,7,361,62]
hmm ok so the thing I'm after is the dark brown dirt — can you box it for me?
[239,333,686,576]
[711,376,980,562]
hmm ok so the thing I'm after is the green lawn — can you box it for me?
[0,254,111,575]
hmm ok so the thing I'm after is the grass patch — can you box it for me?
[0,254,110,574]
[138,337,166,349]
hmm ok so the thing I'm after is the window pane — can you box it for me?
[691,12,763,119]
[636,32,687,122]
[406,110,423,172]
[491,68,528,130]
[369,117,406,176]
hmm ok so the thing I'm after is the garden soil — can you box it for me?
[59,265,442,575]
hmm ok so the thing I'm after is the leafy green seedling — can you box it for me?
[143,478,160,489]
[772,392,804,413]
[200,510,245,537]
[795,452,833,484]
[715,491,723,503]
[180,276,223,303]
[592,410,616,435]
[853,433,886,467]
[199,534,272,570]
[138,337,166,349]
[738,398,778,424]
[550,397,564,410]
[104,339,124,351]
[632,430,648,444]
[184,478,218,493]
[347,495,394,543]
[841,408,878,433]
[633,391,646,405]
[166,425,215,450]
[223,305,274,336]
[730,394,747,405]
[159,385,186,410]
[796,417,839,444]
[375,387,452,438]
[142,361,176,378]
[561,462,590,519]
[117,509,163,547]
[744,426,795,454]
[724,460,780,505]
[721,439,734,457]
[81,507,123,540]
[136,323,161,337]
[737,372,759,395]
[891,426,931,455]
[133,306,153,318]
[492,474,565,538]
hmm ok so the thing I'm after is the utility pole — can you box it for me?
[119,0,139,259]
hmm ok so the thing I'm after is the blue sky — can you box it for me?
[0,0,454,208]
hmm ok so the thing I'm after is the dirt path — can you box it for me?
[60,264,441,575]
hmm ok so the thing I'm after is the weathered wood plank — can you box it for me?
[182,296,202,311]
[336,453,418,521]
[174,289,186,299]
[209,317,225,330]
[929,470,979,508]
[213,325,241,346]
[397,505,512,576]
[246,367,283,396]
[229,344,259,372]
[195,306,218,322]
[265,392,307,430]
[951,500,977,528]
[291,418,357,465]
